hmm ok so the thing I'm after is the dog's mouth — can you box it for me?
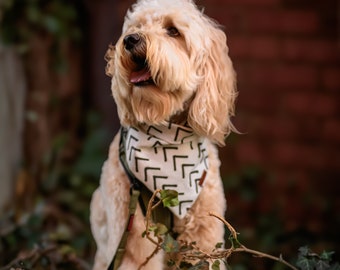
[129,57,154,86]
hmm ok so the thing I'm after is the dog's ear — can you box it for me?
[188,26,237,146]
[105,44,115,77]
[104,44,136,126]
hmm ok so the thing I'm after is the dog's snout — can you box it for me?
[124,34,141,50]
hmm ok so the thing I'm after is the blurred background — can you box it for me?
[0,0,339,269]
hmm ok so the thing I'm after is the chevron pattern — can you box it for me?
[122,123,209,218]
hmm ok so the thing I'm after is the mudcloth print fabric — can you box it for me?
[122,122,209,218]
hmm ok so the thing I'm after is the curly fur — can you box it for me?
[90,0,237,269]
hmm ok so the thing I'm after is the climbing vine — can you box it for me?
[141,189,340,270]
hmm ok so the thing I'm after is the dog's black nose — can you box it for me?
[124,34,141,50]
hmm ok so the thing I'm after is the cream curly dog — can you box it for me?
[90,0,237,269]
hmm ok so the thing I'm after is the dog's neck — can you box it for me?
[169,94,194,125]
[120,122,209,218]
[169,110,188,125]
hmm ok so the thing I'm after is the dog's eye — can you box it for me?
[166,26,180,37]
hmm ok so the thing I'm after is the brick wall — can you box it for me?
[200,0,340,244]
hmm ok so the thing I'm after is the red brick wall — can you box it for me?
[200,0,340,237]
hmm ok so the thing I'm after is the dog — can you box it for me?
[90,0,237,269]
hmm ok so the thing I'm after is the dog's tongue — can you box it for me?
[130,66,151,83]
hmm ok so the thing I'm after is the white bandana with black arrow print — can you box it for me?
[122,122,209,219]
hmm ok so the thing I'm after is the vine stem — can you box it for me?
[140,191,299,270]
[232,247,299,270]
[138,189,163,270]
[209,212,298,270]
[209,212,238,240]
[144,189,162,246]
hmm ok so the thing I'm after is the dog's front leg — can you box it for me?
[91,188,110,270]
[118,205,165,270]
[173,182,227,270]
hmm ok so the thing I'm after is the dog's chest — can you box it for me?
[121,123,209,218]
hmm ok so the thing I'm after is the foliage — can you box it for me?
[0,1,95,268]
[160,189,180,208]
[0,0,84,73]
[140,189,340,270]
[0,0,83,46]
[296,246,340,270]
[221,165,340,269]
[0,112,109,269]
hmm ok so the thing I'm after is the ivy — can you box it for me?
[296,246,340,270]
[161,234,180,253]
[160,189,179,208]
[143,190,340,270]
[212,260,221,270]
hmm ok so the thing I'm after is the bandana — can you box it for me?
[121,122,209,218]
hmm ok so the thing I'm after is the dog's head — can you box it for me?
[106,0,237,145]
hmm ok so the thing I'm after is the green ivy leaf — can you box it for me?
[298,246,311,257]
[59,244,75,255]
[148,224,158,232]
[161,234,179,253]
[316,260,330,270]
[320,251,335,262]
[296,255,317,270]
[228,233,242,249]
[160,190,179,208]
[143,223,168,238]
[212,260,221,270]
[149,223,168,236]
[215,242,223,249]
